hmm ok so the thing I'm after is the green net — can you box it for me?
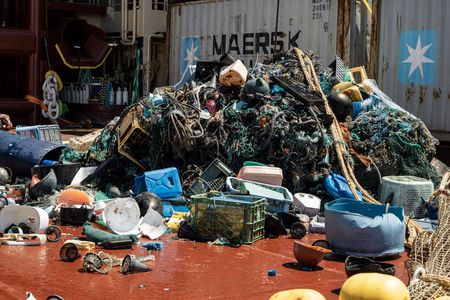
[349,107,441,186]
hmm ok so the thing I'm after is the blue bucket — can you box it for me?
[325,198,405,257]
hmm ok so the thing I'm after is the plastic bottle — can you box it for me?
[110,89,115,106]
[122,87,129,105]
[69,83,74,103]
[84,85,90,104]
[115,87,122,106]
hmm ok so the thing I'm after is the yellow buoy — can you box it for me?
[339,273,410,300]
[269,289,326,300]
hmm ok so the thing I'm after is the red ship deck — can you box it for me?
[0,228,410,300]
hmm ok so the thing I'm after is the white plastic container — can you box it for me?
[115,87,122,106]
[0,206,49,234]
[379,175,434,217]
[237,166,283,186]
[293,193,321,217]
[219,60,248,86]
[103,198,142,235]
[122,87,129,105]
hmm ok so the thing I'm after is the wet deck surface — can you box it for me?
[0,228,410,300]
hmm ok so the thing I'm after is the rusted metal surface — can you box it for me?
[367,0,380,79]
[377,0,450,141]
[336,0,350,64]
[0,227,410,300]
[168,0,339,83]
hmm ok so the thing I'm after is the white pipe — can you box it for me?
[121,0,137,45]
[144,33,165,94]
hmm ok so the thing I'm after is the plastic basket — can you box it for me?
[188,159,235,195]
[379,176,434,217]
[16,124,62,144]
[225,177,292,213]
[189,192,266,244]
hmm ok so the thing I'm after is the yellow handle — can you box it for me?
[64,240,96,251]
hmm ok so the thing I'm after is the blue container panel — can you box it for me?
[135,167,182,199]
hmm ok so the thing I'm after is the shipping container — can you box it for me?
[168,0,339,83]
[377,0,450,141]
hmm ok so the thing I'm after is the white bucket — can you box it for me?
[102,198,142,235]
[0,206,49,234]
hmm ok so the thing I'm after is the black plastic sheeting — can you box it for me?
[0,131,66,178]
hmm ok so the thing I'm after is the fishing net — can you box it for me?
[61,49,334,193]
[407,190,450,299]
[349,107,440,187]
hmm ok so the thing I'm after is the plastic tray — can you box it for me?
[225,177,292,213]
[189,192,266,244]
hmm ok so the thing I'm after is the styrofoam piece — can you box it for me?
[309,214,325,233]
[219,60,248,86]
[103,198,142,235]
[293,193,321,217]
[142,207,164,227]
[237,166,283,186]
[71,166,97,185]
[139,223,167,240]
[1,234,47,246]
[0,206,49,234]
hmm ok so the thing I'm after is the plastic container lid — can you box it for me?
[103,198,142,235]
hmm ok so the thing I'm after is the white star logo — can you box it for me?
[402,36,434,78]
[184,43,199,66]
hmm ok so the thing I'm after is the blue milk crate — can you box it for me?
[16,124,62,144]
[134,167,182,199]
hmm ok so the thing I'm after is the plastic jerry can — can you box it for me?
[237,166,283,186]
[134,167,182,199]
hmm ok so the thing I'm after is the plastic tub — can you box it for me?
[324,198,405,257]
[226,177,292,213]
[237,166,283,186]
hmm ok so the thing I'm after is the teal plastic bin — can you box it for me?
[324,198,405,257]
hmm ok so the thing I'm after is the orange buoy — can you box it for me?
[58,189,90,206]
